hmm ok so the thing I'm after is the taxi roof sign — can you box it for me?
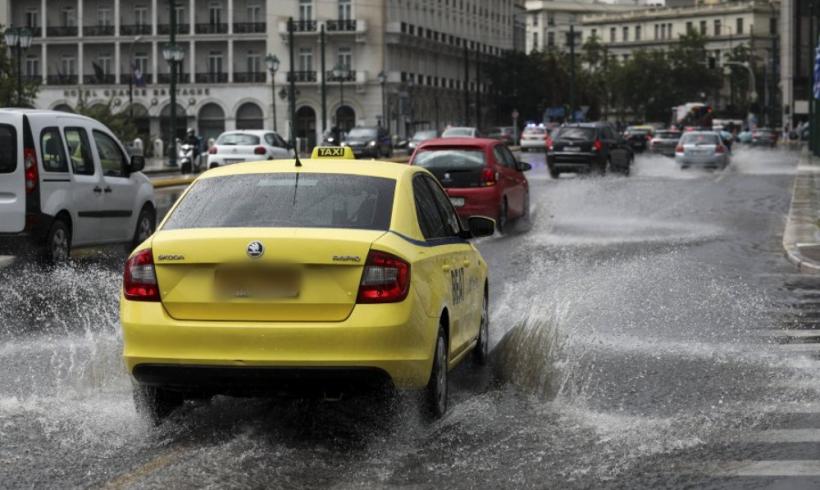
[311,146,356,160]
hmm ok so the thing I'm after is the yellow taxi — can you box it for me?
[120,146,494,422]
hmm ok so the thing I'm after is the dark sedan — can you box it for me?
[342,126,393,158]
[547,123,633,178]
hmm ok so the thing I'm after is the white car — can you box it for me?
[441,127,481,138]
[0,109,155,263]
[520,126,550,152]
[207,130,291,168]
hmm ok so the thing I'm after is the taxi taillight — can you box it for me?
[124,249,160,302]
[357,250,410,304]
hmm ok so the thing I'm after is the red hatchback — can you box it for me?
[409,138,531,232]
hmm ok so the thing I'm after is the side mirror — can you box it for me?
[518,161,532,172]
[130,155,145,173]
[465,216,495,239]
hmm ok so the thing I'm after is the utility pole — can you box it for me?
[288,18,297,151]
[320,24,327,133]
[569,24,576,122]
[464,45,470,126]
[169,3,178,167]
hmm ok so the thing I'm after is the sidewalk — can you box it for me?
[783,147,820,273]
[142,157,180,174]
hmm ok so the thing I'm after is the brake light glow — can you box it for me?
[23,148,37,194]
[592,139,603,152]
[715,145,726,154]
[208,146,218,154]
[254,146,267,155]
[675,144,684,153]
[481,167,497,186]
[357,250,411,303]
[123,249,160,301]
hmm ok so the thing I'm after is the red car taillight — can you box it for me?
[123,249,160,302]
[24,147,38,194]
[254,146,267,155]
[357,250,411,304]
[481,167,497,186]
[675,144,684,153]
[208,146,218,154]
[592,139,603,152]
[715,145,726,154]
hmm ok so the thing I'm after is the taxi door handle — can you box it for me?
[462,260,471,268]
[442,264,452,273]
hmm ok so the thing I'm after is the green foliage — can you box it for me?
[73,96,139,144]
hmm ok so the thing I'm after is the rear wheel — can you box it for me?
[131,206,156,250]
[41,218,71,265]
[424,328,449,419]
[133,382,184,425]
[472,292,489,366]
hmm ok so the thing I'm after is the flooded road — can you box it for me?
[2,148,818,488]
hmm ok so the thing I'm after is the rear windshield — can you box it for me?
[413,149,486,171]
[0,124,16,173]
[554,127,595,140]
[523,128,546,135]
[443,128,473,137]
[163,173,395,231]
[680,133,719,145]
[217,133,260,146]
[655,131,681,139]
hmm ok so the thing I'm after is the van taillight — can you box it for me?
[481,168,497,186]
[357,250,411,304]
[23,148,37,194]
[124,249,160,301]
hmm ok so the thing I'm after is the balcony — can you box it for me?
[22,75,42,83]
[121,73,154,85]
[120,24,152,35]
[325,19,356,32]
[195,23,228,34]
[25,27,42,37]
[158,23,191,35]
[157,73,188,84]
[234,72,266,83]
[233,22,265,34]
[47,26,78,37]
[47,75,78,85]
[287,71,317,83]
[325,70,356,82]
[195,72,228,83]
[84,25,115,36]
[292,20,317,32]
[84,74,115,85]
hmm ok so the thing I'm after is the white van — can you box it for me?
[0,110,155,262]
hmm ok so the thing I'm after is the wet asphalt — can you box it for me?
[1,147,819,489]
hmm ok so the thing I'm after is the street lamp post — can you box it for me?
[265,54,280,132]
[4,27,33,107]
[333,62,350,129]
[127,35,143,120]
[377,71,387,130]
[162,44,185,167]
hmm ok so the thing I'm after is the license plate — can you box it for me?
[564,146,581,152]
[215,266,300,299]
[450,197,465,207]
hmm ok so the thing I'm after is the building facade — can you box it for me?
[524,0,639,53]
[779,0,814,130]
[0,0,520,153]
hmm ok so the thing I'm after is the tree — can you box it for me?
[73,95,139,144]
[0,28,40,107]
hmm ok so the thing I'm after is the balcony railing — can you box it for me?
[326,70,356,82]
[288,71,317,82]
[195,23,228,34]
[157,23,190,35]
[84,25,115,36]
[46,75,78,85]
[121,73,153,85]
[157,73,189,84]
[325,19,356,32]
[25,27,42,37]
[234,72,266,83]
[120,24,152,35]
[22,75,42,83]
[291,20,317,32]
[47,26,78,37]
[84,74,115,85]
[233,22,265,34]
[195,72,228,83]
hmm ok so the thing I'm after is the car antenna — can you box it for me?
[290,122,302,167]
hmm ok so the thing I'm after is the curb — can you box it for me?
[783,146,820,273]
[152,176,196,189]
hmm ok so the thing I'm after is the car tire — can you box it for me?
[41,217,71,265]
[130,205,156,251]
[549,167,560,179]
[472,291,489,366]
[497,199,508,234]
[132,382,184,425]
[424,327,449,419]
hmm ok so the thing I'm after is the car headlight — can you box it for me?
[369,140,377,147]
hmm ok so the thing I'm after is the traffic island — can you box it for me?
[783,147,820,273]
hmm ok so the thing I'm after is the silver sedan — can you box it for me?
[674,131,729,170]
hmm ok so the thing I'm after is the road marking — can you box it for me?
[743,429,820,443]
[773,343,820,352]
[758,402,820,414]
[712,460,820,477]
[756,329,820,338]
[104,446,190,490]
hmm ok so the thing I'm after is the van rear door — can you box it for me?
[0,113,24,233]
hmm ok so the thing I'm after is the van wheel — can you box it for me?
[42,218,71,264]
[132,382,184,425]
[131,206,156,250]
[472,291,489,366]
[424,328,449,419]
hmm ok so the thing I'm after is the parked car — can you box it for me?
[442,127,482,138]
[342,126,393,158]
[649,129,683,157]
[674,131,729,170]
[750,128,779,148]
[519,125,551,152]
[407,130,439,152]
[0,109,155,263]
[207,130,291,168]
[623,125,654,153]
[410,138,531,233]
[486,126,517,146]
[547,122,634,178]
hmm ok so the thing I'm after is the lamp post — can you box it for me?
[377,71,387,130]
[162,44,185,167]
[4,27,33,106]
[333,62,350,129]
[265,54,280,132]
[127,35,143,120]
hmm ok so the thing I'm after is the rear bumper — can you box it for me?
[520,140,546,149]
[548,152,601,170]
[675,154,726,168]
[0,213,54,255]
[121,293,438,391]
[446,187,501,219]
[650,146,676,157]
